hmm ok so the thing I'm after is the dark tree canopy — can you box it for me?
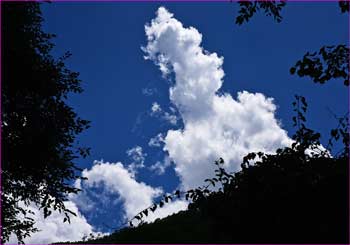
[1,2,90,243]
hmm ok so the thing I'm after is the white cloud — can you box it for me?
[149,156,172,175]
[7,201,99,244]
[69,183,95,213]
[151,102,162,114]
[80,160,162,220]
[126,146,146,175]
[74,160,187,227]
[127,146,146,164]
[142,87,158,96]
[148,133,165,148]
[150,102,178,125]
[143,7,292,190]
[163,112,178,125]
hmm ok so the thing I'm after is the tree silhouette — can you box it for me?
[1,2,90,243]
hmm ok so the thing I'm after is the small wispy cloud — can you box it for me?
[126,146,147,175]
[150,102,178,125]
[142,87,158,96]
[148,133,164,148]
[149,156,172,175]
[151,102,162,115]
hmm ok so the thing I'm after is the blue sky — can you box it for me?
[17,2,348,243]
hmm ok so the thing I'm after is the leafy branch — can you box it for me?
[290,45,350,86]
[235,0,286,25]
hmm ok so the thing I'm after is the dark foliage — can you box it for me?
[339,0,350,13]
[1,2,90,243]
[290,45,350,86]
[235,0,286,25]
[72,96,348,244]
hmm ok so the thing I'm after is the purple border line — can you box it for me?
[0,0,349,2]
[21,0,350,2]
[0,1,2,244]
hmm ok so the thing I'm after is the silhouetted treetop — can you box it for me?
[1,2,90,243]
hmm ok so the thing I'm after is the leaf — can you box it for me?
[290,67,296,74]
[150,205,157,212]
[208,179,215,186]
[175,190,181,198]
[1,2,92,240]
[300,96,307,107]
[331,129,338,137]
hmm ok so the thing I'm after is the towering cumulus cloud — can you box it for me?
[143,7,292,189]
